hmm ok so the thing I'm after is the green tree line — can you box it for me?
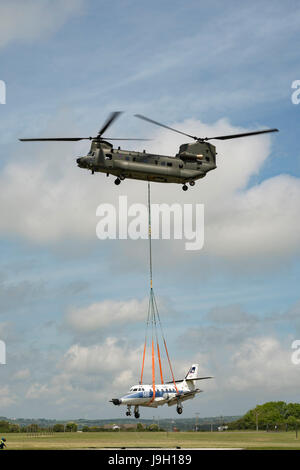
[228,401,300,430]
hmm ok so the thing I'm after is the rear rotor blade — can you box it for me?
[98,111,123,137]
[135,114,198,140]
[205,128,279,141]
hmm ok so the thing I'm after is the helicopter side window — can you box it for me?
[161,162,165,166]
[125,156,130,161]
[167,162,172,167]
[205,157,209,162]
[105,154,112,160]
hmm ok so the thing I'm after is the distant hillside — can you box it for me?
[0,415,240,432]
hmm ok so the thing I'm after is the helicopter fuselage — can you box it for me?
[76,140,217,185]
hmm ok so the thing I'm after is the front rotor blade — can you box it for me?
[19,137,93,142]
[135,114,198,140]
[205,128,279,141]
[98,111,123,137]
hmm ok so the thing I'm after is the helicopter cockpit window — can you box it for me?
[161,161,165,166]
[105,154,112,160]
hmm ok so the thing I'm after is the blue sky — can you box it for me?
[0,0,300,420]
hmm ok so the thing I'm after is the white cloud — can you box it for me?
[59,337,142,375]
[1,117,299,266]
[65,298,149,333]
[0,385,17,407]
[226,336,299,392]
[24,337,143,407]
[13,368,31,381]
[0,0,85,48]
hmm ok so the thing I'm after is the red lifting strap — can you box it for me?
[163,338,178,394]
[157,340,164,384]
[140,342,146,385]
[150,339,156,403]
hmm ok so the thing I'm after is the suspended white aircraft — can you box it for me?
[110,364,213,418]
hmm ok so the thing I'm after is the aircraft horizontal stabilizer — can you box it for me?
[186,376,214,381]
[166,376,213,384]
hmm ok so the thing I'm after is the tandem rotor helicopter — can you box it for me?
[20,112,278,191]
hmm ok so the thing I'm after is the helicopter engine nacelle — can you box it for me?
[179,151,203,161]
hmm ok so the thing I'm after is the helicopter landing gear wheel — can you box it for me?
[176,405,183,415]
[182,184,188,191]
[189,181,195,187]
[119,175,125,181]
[114,178,121,185]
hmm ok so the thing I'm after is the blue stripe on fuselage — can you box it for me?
[123,389,182,399]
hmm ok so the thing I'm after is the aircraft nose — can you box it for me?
[111,398,122,405]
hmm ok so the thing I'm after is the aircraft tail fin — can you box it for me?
[185,364,199,380]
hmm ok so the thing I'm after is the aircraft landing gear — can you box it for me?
[182,184,188,191]
[114,178,121,185]
[119,175,125,181]
[126,405,131,416]
[189,181,195,187]
[176,405,183,415]
[134,406,140,419]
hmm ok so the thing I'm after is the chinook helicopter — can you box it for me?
[20,112,278,191]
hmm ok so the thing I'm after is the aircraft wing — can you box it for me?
[167,389,202,406]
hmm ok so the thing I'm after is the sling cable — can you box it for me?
[140,183,178,403]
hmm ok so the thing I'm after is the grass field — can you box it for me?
[2,431,300,450]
